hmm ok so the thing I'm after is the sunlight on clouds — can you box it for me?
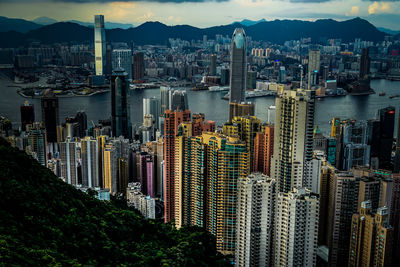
[233,0,271,8]
[368,1,391,15]
[350,6,359,15]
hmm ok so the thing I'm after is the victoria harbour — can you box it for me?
[1,76,399,135]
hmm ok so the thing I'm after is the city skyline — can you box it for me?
[0,7,400,265]
[0,0,399,30]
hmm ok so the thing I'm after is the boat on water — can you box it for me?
[208,86,229,92]
[379,92,386,96]
[389,94,399,99]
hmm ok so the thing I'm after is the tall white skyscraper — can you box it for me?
[81,137,99,188]
[271,89,315,193]
[236,173,276,267]
[273,188,319,267]
[112,49,133,80]
[94,15,106,76]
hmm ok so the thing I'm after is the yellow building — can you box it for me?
[348,200,394,267]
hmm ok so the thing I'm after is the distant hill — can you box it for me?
[237,19,266,26]
[0,17,389,47]
[0,138,227,266]
[0,16,41,33]
[32,16,58,25]
[68,20,134,29]
[377,27,400,35]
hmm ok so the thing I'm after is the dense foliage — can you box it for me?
[0,138,228,266]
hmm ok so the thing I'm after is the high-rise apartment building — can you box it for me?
[271,89,315,193]
[111,68,131,138]
[20,101,34,132]
[163,109,191,223]
[103,143,118,194]
[273,188,319,267]
[390,173,400,262]
[223,115,260,171]
[26,122,47,166]
[112,49,132,80]
[328,172,360,266]
[228,102,255,122]
[202,132,249,255]
[60,138,79,185]
[236,173,276,267]
[348,201,393,267]
[41,90,59,143]
[253,124,274,176]
[394,112,400,173]
[81,137,99,188]
[94,15,106,76]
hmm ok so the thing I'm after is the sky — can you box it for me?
[0,0,399,30]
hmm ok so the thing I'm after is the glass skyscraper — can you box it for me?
[229,28,247,104]
[111,68,131,139]
[94,15,106,76]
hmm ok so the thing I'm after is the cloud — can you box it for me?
[350,6,359,15]
[0,0,229,3]
[368,1,391,14]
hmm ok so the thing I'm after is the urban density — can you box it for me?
[0,10,400,267]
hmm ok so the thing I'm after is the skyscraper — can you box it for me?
[170,90,189,111]
[360,48,370,79]
[377,106,395,169]
[308,49,320,89]
[393,110,400,172]
[26,122,47,166]
[94,15,106,76]
[202,132,249,254]
[111,68,131,138]
[112,49,132,80]
[328,172,360,266]
[228,102,254,122]
[60,138,79,185]
[236,173,276,266]
[348,201,393,267]
[209,54,216,76]
[81,137,99,188]
[20,101,34,131]
[271,89,315,193]
[229,28,247,106]
[103,143,118,194]
[253,124,274,176]
[223,115,261,171]
[273,188,319,267]
[163,109,191,223]
[143,97,160,129]
[41,90,59,143]
[132,52,145,80]
[160,86,172,114]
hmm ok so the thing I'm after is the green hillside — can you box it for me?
[0,138,228,266]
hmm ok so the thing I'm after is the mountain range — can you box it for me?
[0,16,394,48]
